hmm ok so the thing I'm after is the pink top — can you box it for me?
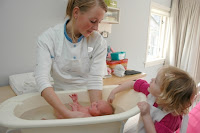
[134,79,182,133]
[186,101,200,132]
[175,101,200,133]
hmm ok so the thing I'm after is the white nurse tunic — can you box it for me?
[35,21,107,93]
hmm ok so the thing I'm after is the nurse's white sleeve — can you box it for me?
[87,37,107,90]
[35,30,54,93]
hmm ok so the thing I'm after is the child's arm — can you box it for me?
[69,102,80,111]
[107,80,135,103]
[69,103,91,116]
[69,94,79,104]
[137,101,156,133]
[69,94,91,115]
[69,93,84,109]
[54,106,91,118]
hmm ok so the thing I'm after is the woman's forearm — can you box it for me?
[88,90,102,102]
[41,87,71,118]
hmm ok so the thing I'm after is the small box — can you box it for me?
[111,52,126,60]
[106,59,128,72]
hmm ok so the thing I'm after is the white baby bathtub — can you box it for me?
[0,85,146,133]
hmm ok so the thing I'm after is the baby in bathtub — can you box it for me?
[50,93,114,119]
[68,93,114,117]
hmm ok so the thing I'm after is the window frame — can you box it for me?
[145,2,170,67]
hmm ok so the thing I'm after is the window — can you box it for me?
[145,3,170,67]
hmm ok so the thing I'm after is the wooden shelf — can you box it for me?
[103,73,146,85]
[0,86,16,103]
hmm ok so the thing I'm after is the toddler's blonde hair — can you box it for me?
[156,66,197,115]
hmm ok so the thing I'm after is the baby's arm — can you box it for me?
[137,101,156,133]
[107,80,135,103]
[69,94,91,115]
[69,94,79,103]
[69,102,80,111]
[69,102,91,117]
[69,94,83,109]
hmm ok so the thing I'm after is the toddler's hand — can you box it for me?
[107,91,115,103]
[69,93,78,103]
[137,101,150,116]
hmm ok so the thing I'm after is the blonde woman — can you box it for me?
[108,66,197,133]
[35,0,107,118]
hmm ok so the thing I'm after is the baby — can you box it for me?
[68,94,114,117]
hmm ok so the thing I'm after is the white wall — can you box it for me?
[0,0,68,86]
[0,0,171,86]
[107,0,171,82]
[152,0,171,7]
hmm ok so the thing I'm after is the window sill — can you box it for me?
[144,58,165,68]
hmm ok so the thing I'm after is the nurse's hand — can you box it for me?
[54,110,64,119]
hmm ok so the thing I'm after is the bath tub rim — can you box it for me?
[0,86,145,129]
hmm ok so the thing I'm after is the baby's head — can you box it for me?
[88,100,114,116]
[155,66,197,115]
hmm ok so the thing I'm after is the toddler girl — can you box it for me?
[107,66,197,133]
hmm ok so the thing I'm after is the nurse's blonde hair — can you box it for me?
[156,66,197,115]
[66,0,107,42]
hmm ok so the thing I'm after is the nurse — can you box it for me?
[35,0,108,118]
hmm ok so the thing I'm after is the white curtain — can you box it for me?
[165,0,200,83]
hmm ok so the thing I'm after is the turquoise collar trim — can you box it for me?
[64,19,84,43]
